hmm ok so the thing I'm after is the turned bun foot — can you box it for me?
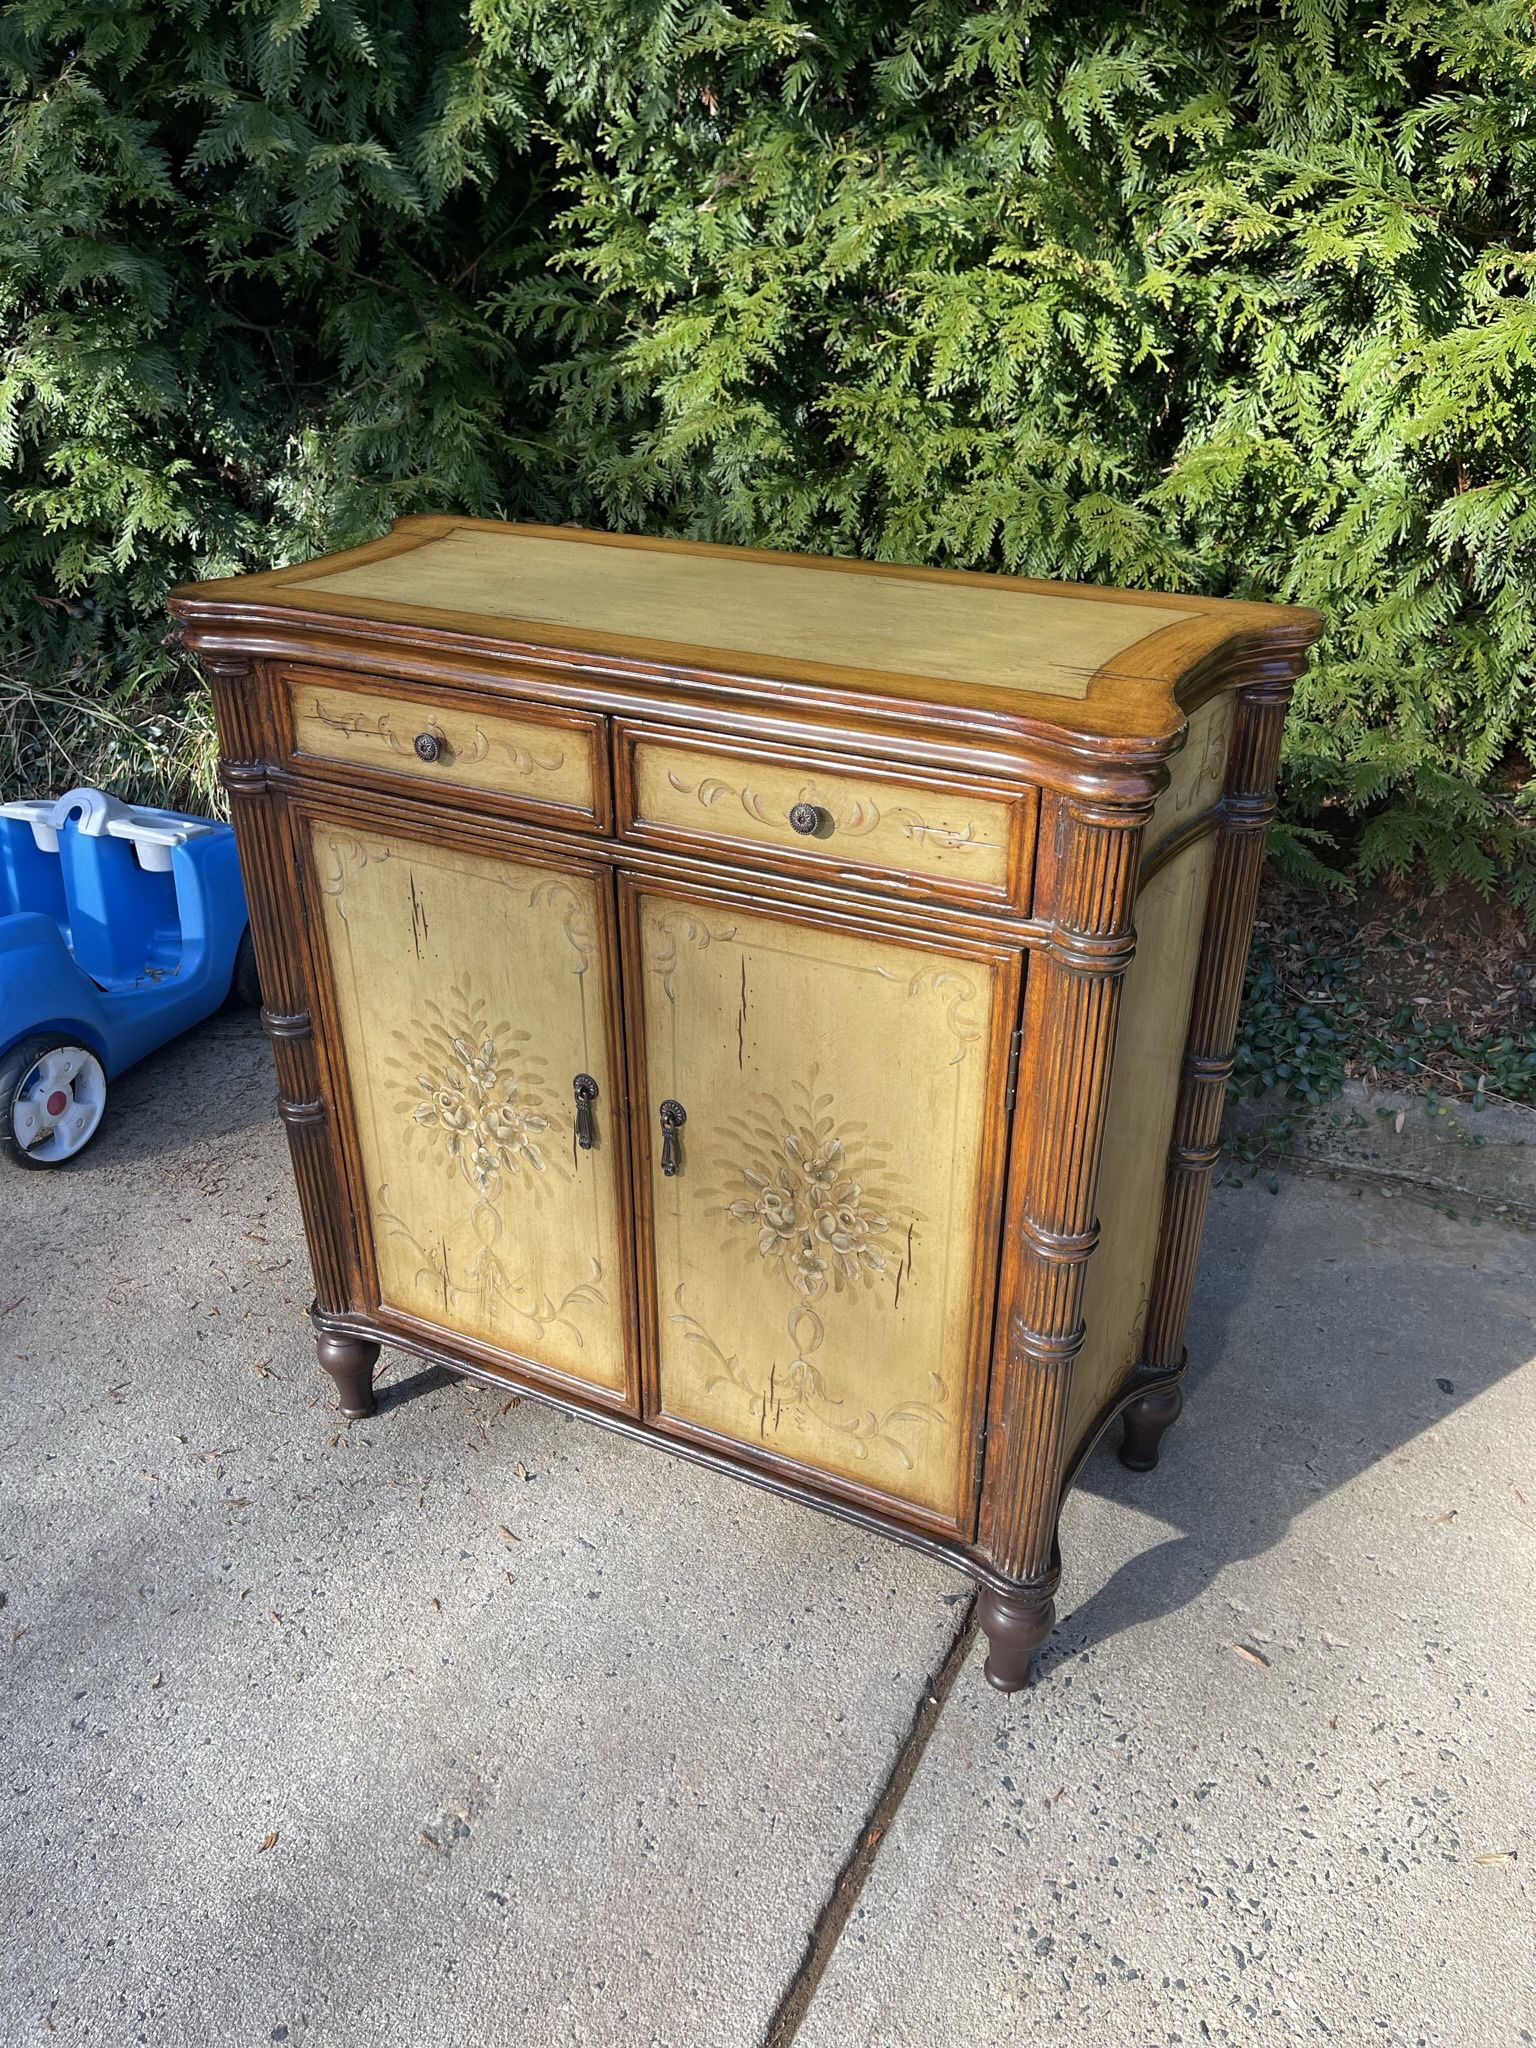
[1118,1382,1183,1472]
[316,1332,380,1419]
[978,1584,1056,1693]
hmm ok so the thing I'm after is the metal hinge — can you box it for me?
[1003,1025,1023,1114]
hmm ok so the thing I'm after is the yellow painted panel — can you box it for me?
[631,739,1014,892]
[290,676,598,814]
[637,892,1002,1523]
[1065,834,1217,1456]
[295,527,1201,698]
[1146,692,1232,854]
[310,821,626,1393]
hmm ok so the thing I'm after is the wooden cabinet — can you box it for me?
[171,518,1321,1692]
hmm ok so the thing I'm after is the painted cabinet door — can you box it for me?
[625,880,1020,1533]
[303,809,634,1405]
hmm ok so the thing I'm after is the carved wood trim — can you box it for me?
[201,654,360,1316]
[1139,656,1301,1376]
[977,787,1154,1585]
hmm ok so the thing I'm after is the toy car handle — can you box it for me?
[47,788,130,837]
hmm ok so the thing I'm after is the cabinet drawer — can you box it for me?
[282,669,608,829]
[617,724,1034,909]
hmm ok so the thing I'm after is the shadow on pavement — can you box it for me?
[1056,1171,1534,1669]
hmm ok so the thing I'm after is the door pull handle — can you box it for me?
[659,1099,687,1176]
[573,1073,599,1150]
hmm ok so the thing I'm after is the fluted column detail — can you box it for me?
[1140,653,1305,1373]
[979,793,1152,1586]
[201,653,357,1315]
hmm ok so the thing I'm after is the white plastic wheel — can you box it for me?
[10,1044,108,1162]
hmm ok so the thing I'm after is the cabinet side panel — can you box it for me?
[1143,693,1232,860]
[1063,834,1217,1460]
[1141,670,1293,1372]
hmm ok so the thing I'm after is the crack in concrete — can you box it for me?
[761,1593,980,2047]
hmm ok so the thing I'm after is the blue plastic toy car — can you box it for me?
[0,786,257,1167]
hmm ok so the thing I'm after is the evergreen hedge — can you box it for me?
[3,1,1533,910]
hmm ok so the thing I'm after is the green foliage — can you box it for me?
[0,0,549,716]
[2,0,1533,911]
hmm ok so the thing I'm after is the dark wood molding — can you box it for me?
[977,784,1156,1587]
[1139,656,1299,1380]
[201,654,362,1317]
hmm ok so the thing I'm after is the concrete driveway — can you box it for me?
[3,1015,1533,2046]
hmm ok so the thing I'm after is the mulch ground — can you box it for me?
[1249,872,1536,1105]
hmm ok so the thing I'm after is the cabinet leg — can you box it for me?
[1118,1382,1183,1472]
[978,1584,1056,1693]
[316,1332,379,1419]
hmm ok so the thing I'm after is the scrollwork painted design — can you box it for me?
[308,693,566,778]
[671,1285,946,1472]
[379,1196,606,1352]
[646,909,738,1005]
[660,765,997,859]
[908,968,983,1065]
[529,876,597,980]
[870,962,983,1065]
[647,906,982,1077]
[1168,714,1229,817]
[888,808,1000,855]
[314,830,389,923]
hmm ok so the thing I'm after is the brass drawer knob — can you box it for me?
[788,801,828,837]
[413,731,443,762]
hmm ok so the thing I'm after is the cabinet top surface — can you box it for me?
[172,516,1320,747]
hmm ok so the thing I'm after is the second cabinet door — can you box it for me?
[302,807,634,1405]
[624,879,1020,1533]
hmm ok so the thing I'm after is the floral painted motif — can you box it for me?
[716,1081,909,1302]
[387,981,563,1202]
[688,1086,946,1466]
